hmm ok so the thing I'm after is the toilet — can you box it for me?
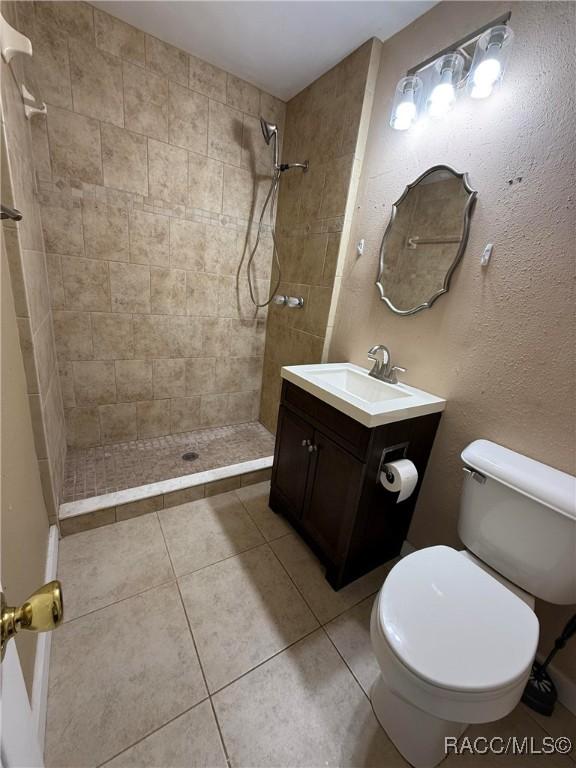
[370,439,576,768]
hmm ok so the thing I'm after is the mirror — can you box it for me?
[376,165,477,315]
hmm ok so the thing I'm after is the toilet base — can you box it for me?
[371,675,467,768]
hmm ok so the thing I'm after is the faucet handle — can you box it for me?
[389,365,407,384]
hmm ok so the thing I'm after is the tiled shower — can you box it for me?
[2,0,377,531]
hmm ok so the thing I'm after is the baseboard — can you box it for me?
[31,524,59,751]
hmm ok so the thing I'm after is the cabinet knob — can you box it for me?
[308,444,318,453]
[301,439,311,447]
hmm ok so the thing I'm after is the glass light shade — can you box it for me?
[390,75,423,131]
[427,53,464,119]
[469,25,514,99]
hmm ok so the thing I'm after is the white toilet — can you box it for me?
[370,439,576,768]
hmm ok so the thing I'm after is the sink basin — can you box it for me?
[281,363,445,427]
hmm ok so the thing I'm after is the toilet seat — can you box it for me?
[378,545,539,693]
[370,546,539,724]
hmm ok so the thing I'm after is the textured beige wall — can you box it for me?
[1,233,50,700]
[1,1,66,522]
[260,40,379,431]
[330,1,576,681]
[13,1,284,448]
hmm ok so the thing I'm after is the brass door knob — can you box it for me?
[1,580,63,659]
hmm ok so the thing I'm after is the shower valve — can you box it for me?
[273,295,304,308]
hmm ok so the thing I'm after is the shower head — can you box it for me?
[260,117,278,145]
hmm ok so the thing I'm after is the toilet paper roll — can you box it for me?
[380,459,418,503]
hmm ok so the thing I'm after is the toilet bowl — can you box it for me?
[370,546,539,768]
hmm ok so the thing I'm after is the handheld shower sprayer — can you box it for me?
[246,117,309,308]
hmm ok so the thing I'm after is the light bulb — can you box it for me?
[392,100,417,130]
[473,57,501,87]
[428,82,455,118]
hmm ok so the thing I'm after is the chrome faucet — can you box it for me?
[367,345,407,384]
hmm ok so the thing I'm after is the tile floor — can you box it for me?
[62,422,275,501]
[47,482,576,768]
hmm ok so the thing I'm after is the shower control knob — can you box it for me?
[273,294,287,306]
[286,296,304,308]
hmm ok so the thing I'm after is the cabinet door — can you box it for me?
[302,430,364,564]
[272,406,314,518]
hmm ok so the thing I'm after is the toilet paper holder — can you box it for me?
[377,442,409,482]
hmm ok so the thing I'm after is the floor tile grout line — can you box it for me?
[320,623,373,705]
[96,697,212,768]
[156,513,233,767]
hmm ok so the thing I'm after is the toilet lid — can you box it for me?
[379,546,539,693]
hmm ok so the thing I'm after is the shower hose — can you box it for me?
[246,168,283,308]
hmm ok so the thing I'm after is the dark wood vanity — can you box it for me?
[269,379,441,589]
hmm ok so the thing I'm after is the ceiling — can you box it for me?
[91,1,437,101]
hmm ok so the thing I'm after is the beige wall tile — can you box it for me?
[34,313,58,396]
[94,9,145,66]
[136,399,171,438]
[241,115,273,174]
[61,256,111,312]
[115,359,153,401]
[40,200,84,256]
[202,317,230,356]
[186,272,219,317]
[123,62,168,142]
[189,55,226,102]
[145,35,188,87]
[66,406,101,448]
[129,209,169,267]
[30,24,72,110]
[82,200,129,262]
[200,393,229,427]
[133,315,203,358]
[150,268,186,315]
[215,356,262,394]
[53,310,93,361]
[208,101,242,166]
[222,164,260,219]
[109,262,150,313]
[260,92,286,131]
[46,253,65,309]
[204,225,236,274]
[231,318,266,356]
[153,358,186,398]
[116,495,163,522]
[229,389,259,422]
[91,312,134,359]
[99,402,137,443]
[168,82,208,154]
[21,249,50,332]
[73,360,116,405]
[240,468,272,486]
[47,106,102,184]
[30,116,52,180]
[148,139,188,205]
[58,361,76,407]
[188,153,223,213]
[163,485,204,508]
[171,396,201,432]
[226,75,259,116]
[186,357,215,396]
[17,317,40,393]
[60,508,116,536]
[101,123,148,196]
[35,1,94,42]
[205,476,241,496]
[69,38,124,127]
[28,394,48,459]
[169,219,205,271]
[319,155,353,218]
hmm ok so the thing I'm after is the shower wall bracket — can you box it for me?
[0,13,32,63]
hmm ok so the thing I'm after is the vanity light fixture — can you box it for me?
[427,54,464,119]
[469,25,514,99]
[390,14,514,130]
[390,75,423,131]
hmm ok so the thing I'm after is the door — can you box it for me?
[272,406,314,518]
[302,430,364,564]
[1,630,44,767]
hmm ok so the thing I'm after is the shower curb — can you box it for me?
[58,457,273,535]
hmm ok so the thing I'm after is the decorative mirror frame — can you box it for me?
[376,164,477,316]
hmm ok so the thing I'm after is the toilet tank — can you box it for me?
[458,440,576,605]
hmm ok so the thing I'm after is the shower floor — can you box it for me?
[62,422,275,503]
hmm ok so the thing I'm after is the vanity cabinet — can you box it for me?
[270,380,441,589]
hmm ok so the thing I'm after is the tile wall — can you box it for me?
[259,39,380,431]
[1,3,66,522]
[13,1,285,448]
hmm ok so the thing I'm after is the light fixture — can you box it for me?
[427,53,464,119]
[469,25,514,99]
[389,16,514,131]
[390,75,423,131]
